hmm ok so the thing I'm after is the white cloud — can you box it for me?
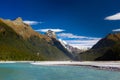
[105,13,120,20]
[65,39,100,44]
[35,28,65,32]
[37,29,101,49]
[23,20,42,25]
[57,33,100,39]
[65,39,100,49]
[69,44,91,50]
[58,33,101,49]
[58,33,87,38]
[112,28,120,32]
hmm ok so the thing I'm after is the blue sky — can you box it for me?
[1,0,120,49]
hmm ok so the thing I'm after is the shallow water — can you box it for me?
[0,63,119,80]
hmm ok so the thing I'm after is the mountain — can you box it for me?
[58,39,86,53]
[45,30,56,39]
[44,30,75,60]
[58,39,86,60]
[79,32,120,61]
[0,17,72,61]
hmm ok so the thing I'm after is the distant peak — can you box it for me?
[45,30,56,38]
[14,17,23,22]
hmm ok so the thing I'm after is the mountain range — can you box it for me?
[79,32,120,61]
[0,17,74,61]
[1,17,120,61]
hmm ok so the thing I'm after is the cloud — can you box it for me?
[69,44,91,49]
[37,29,101,49]
[23,20,43,25]
[58,33,87,38]
[58,33,101,49]
[35,28,65,32]
[105,13,120,20]
[64,39,100,49]
[65,39,100,44]
[57,33,100,39]
[112,28,120,32]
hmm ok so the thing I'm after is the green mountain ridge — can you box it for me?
[79,32,120,61]
[0,17,72,61]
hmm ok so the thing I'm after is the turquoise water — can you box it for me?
[0,63,120,80]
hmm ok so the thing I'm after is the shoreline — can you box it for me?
[0,61,120,71]
[30,61,120,71]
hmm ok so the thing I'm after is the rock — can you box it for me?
[45,30,56,38]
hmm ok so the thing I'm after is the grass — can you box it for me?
[0,20,70,61]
